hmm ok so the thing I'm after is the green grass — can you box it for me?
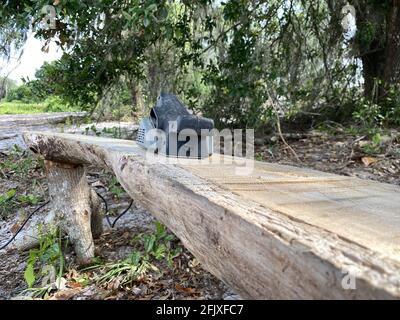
[82,221,182,288]
[0,101,47,115]
[0,97,79,115]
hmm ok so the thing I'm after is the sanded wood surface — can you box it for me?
[23,131,400,299]
[184,159,400,260]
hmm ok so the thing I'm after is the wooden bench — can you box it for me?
[21,131,400,299]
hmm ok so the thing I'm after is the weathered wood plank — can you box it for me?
[22,131,400,299]
[0,112,87,151]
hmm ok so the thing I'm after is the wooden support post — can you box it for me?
[45,160,102,265]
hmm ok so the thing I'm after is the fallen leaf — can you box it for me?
[189,258,200,268]
[122,231,130,239]
[107,278,121,290]
[66,281,82,289]
[362,157,378,167]
[50,288,81,300]
[175,283,197,294]
[54,277,67,290]
[10,223,21,234]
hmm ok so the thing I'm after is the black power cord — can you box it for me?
[94,186,134,229]
[0,201,50,251]
[95,191,111,227]
[110,200,133,228]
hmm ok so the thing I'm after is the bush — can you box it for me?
[6,84,37,103]
[353,101,385,127]
[352,84,400,128]
[44,96,77,112]
[381,84,400,126]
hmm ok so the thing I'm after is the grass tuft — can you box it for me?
[0,102,47,115]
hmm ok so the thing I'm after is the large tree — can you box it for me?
[351,0,400,101]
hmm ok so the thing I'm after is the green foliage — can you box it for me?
[1,0,398,130]
[361,132,384,155]
[3,62,79,111]
[44,96,78,113]
[0,189,17,216]
[85,125,103,137]
[18,194,39,205]
[0,187,41,217]
[84,221,182,288]
[1,145,38,177]
[0,188,43,218]
[381,85,400,126]
[23,226,65,298]
[0,77,17,99]
[139,221,180,265]
[353,101,386,127]
[0,96,75,115]
[356,21,379,48]
[352,84,400,128]
[255,153,264,162]
[86,251,157,287]
[102,127,124,139]
[0,145,44,218]
[5,82,43,103]
[109,177,125,199]
[0,188,16,202]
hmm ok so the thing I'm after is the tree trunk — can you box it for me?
[129,80,143,115]
[384,0,400,85]
[4,161,104,263]
[354,0,400,101]
[45,161,101,265]
[354,1,387,100]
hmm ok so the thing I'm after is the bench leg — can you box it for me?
[45,160,102,265]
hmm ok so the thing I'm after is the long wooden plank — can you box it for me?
[23,131,400,299]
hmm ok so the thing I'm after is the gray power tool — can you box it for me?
[137,93,214,159]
